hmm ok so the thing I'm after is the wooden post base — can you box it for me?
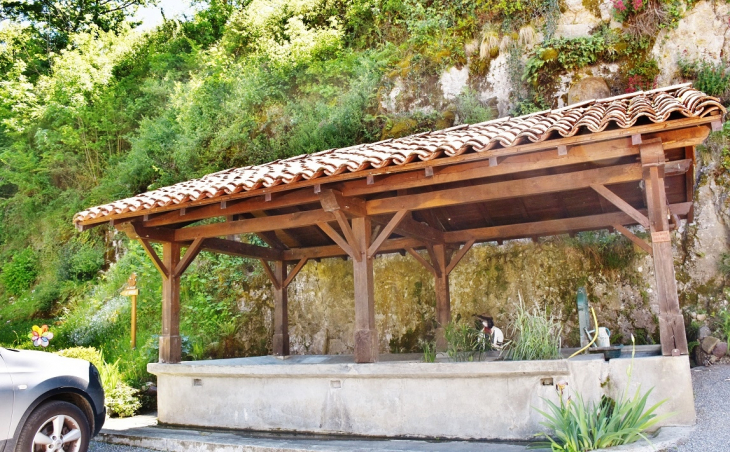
[273,333,290,356]
[658,313,689,356]
[159,335,182,363]
[354,329,379,363]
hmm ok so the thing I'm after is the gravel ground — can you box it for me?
[89,441,156,452]
[668,364,730,452]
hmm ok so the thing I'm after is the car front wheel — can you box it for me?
[15,400,90,452]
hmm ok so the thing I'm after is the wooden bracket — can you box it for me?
[368,210,408,258]
[425,245,442,278]
[406,247,439,277]
[259,259,282,291]
[557,145,568,156]
[613,224,652,255]
[318,221,358,261]
[283,258,308,288]
[591,184,650,229]
[631,134,642,145]
[489,156,498,167]
[711,120,723,132]
[367,175,375,185]
[445,238,475,275]
[173,237,204,277]
[425,167,434,178]
[139,239,169,279]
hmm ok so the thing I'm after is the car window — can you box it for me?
[0,353,14,442]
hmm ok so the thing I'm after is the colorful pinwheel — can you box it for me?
[29,324,54,347]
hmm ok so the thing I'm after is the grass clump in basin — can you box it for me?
[533,338,674,451]
[503,294,562,361]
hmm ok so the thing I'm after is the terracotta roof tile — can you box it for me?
[74,84,725,224]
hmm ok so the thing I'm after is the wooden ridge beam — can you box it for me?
[78,120,714,230]
[174,209,334,242]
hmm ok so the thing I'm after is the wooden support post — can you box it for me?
[352,216,378,363]
[433,244,450,352]
[272,261,289,356]
[641,140,688,356]
[160,242,182,363]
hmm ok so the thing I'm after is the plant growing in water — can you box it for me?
[533,337,674,451]
[503,294,562,361]
[444,321,491,362]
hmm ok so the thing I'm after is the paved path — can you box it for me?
[668,364,730,452]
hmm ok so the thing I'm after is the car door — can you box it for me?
[0,349,14,448]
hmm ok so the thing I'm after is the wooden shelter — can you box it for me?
[74,84,725,364]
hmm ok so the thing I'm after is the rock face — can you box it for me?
[567,77,611,105]
[555,0,603,39]
[651,1,730,87]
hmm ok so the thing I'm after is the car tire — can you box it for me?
[15,400,90,452]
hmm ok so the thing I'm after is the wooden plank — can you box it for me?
[613,224,652,255]
[173,237,204,277]
[317,221,355,258]
[283,258,308,288]
[445,238,476,275]
[259,259,281,291]
[139,239,169,279]
[79,119,715,229]
[591,184,650,229]
[127,223,176,242]
[159,242,182,363]
[352,216,378,363]
[366,163,645,215]
[368,210,408,258]
[201,238,283,261]
[174,209,333,241]
[406,247,438,277]
[272,260,289,356]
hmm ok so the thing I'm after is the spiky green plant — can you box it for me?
[533,338,675,451]
[503,294,562,361]
[444,321,490,362]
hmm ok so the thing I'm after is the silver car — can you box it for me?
[0,347,105,452]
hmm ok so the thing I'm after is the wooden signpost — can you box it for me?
[120,273,139,349]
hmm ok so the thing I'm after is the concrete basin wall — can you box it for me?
[148,354,695,440]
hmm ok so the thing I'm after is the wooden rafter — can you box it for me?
[201,238,283,261]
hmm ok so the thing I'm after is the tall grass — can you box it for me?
[503,294,562,361]
[444,321,491,362]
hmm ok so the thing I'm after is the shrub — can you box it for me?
[1,247,38,296]
[55,347,141,417]
[503,295,562,361]
[679,58,730,99]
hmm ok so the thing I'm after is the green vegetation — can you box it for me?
[534,342,673,451]
[444,321,491,362]
[503,296,562,361]
[679,58,730,100]
[55,347,141,417]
